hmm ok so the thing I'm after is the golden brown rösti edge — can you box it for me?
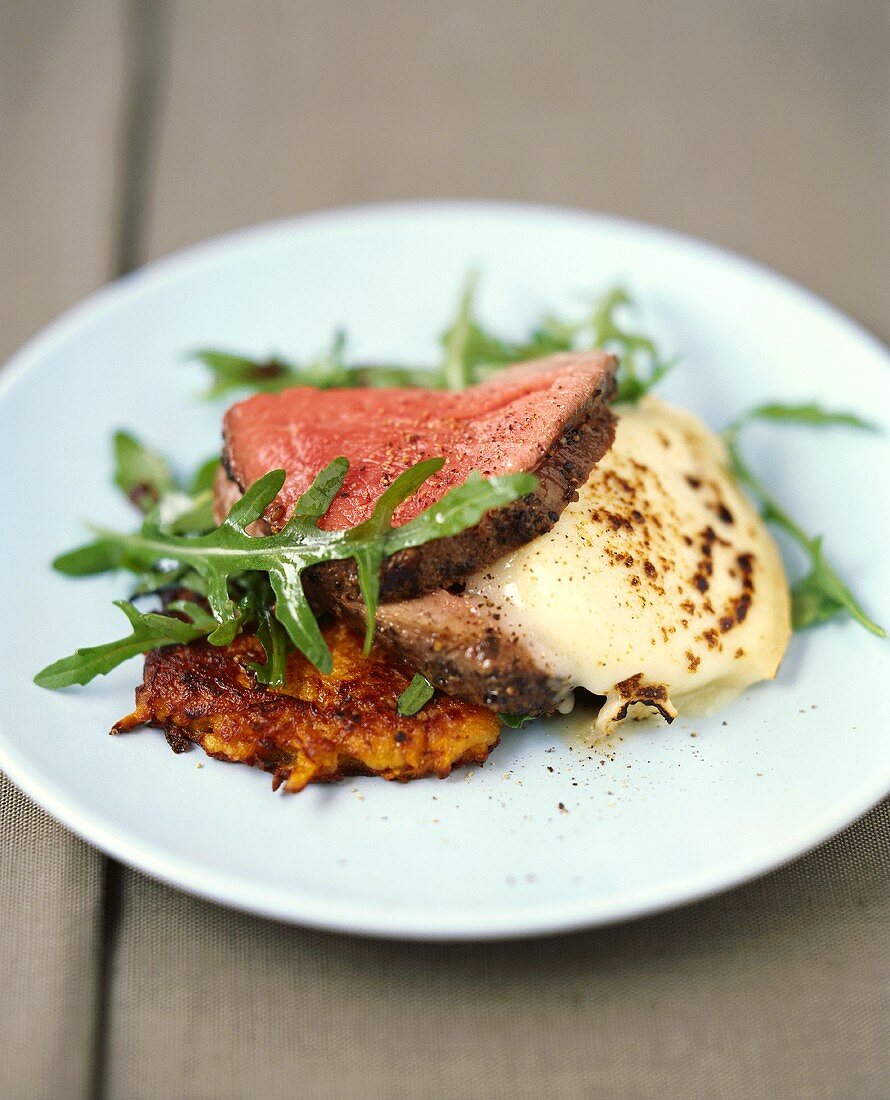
[114,622,501,793]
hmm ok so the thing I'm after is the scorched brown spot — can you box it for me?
[612,673,675,723]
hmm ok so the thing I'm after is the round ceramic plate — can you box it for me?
[1,203,888,939]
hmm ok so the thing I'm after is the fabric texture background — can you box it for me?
[1,2,888,1097]
[104,803,890,1100]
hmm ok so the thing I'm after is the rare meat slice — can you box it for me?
[218,353,617,601]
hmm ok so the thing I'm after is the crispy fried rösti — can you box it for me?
[113,621,501,792]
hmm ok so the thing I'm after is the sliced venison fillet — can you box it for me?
[330,587,571,718]
[218,352,617,602]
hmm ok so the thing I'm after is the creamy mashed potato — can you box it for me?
[466,396,791,733]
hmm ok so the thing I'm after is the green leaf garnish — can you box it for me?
[190,456,222,495]
[241,580,291,687]
[165,599,218,632]
[156,490,217,536]
[195,351,444,397]
[191,351,301,399]
[438,281,674,404]
[586,286,676,404]
[498,713,532,728]
[53,540,125,576]
[34,601,212,689]
[726,402,879,435]
[111,430,219,536]
[441,271,479,391]
[113,431,176,513]
[788,536,883,634]
[397,674,435,717]
[723,417,885,638]
[192,278,673,404]
[192,331,444,399]
[45,459,537,683]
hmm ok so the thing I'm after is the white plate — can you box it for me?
[1,203,888,940]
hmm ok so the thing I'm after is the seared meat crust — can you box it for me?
[333,588,568,718]
[113,622,501,792]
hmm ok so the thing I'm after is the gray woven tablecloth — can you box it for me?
[2,3,888,1097]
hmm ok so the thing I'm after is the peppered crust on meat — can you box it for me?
[331,587,570,718]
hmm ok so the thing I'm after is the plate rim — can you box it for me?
[3,726,888,941]
[1,199,888,940]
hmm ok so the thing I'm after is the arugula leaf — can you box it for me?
[111,430,219,537]
[438,274,568,384]
[498,713,532,728]
[192,278,673,403]
[127,564,208,599]
[151,488,216,536]
[382,468,535,555]
[165,599,218,632]
[458,286,675,402]
[789,537,881,633]
[191,351,301,399]
[724,435,885,638]
[438,282,676,402]
[441,272,480,390]
[243,583,291,687]
[54,541,126,576]
[193,348,443,396]
[190,456,222,495]
[345,366,443,389]
[193,330,443,398]
[113,431,176,512]
[34,601,211,689]
[347,459,447,653]
[397,674,435,717]
[56,460,537,676]
[727,402,879,434]
[587,287,676,403]
[249,608,290,687]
